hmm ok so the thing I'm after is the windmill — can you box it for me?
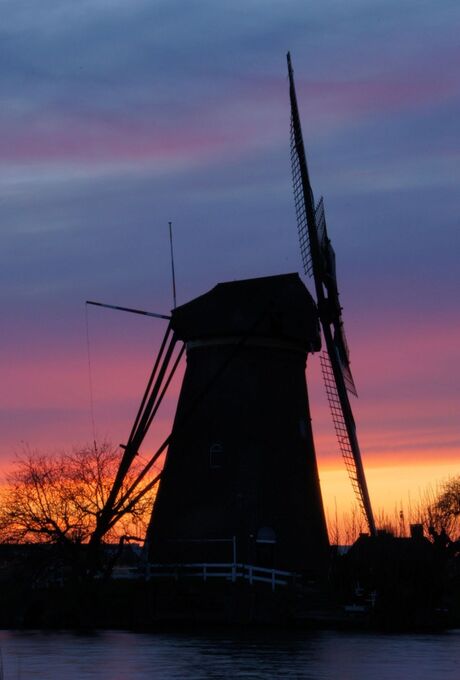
[287,52,376,536]
[86,54,376,579]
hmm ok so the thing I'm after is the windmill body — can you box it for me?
[88,55,376,605]
[146,273,330,576]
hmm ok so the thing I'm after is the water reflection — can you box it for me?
[0,629,459,679]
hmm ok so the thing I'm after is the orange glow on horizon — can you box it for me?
[319,459,460,541]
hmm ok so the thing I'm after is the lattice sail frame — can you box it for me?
[320,351,368,519]
[290,117,313,278]
[291,117,358,397]
[288,52,376,535]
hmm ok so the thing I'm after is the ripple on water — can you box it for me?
[0,629,459,679]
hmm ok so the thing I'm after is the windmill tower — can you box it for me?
[145,273,330,576]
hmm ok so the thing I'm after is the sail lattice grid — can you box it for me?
[319,351,367,519]
[290,118,313,278]
[314,197,326,250]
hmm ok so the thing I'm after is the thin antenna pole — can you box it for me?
[168,221,177,309]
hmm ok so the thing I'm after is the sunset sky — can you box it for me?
[1,1,459,528]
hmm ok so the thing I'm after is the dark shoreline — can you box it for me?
[0,578,457,634]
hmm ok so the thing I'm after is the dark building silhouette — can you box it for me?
[147,273,330,576]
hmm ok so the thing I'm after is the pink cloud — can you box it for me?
[0,117,241,164]
[300,75,458,116]
[3,65,457,168]
[0,82,278,168]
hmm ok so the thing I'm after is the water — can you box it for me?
[0,628,459,679]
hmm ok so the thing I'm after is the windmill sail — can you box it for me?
[287,52,376,536]
[290,115,313,277]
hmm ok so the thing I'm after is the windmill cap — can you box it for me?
[170,273,320,351]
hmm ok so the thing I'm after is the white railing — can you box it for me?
[112,562,298,591]
[145,562,298,591]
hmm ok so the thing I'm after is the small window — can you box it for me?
[209,443,224,469]
[256,527,277,544]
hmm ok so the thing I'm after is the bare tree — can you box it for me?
[423,476,460,541]
[0,441,159,546]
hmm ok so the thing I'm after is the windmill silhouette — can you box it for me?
[86,54,376,584]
